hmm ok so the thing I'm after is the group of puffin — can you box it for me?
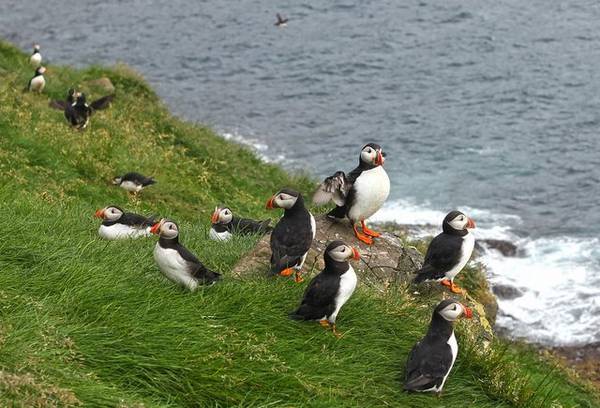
[25,44,114,129]
[27,42,478,395]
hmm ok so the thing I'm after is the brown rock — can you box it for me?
[85,77,115,93]
[231,215,423,285]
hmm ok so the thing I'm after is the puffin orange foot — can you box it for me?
[441,279,465,294]
[332,324,343,338]
[319,319,330,328]
[361,220,381,238]
[353,225,373,245]
[279,268,294,277]
[294,272,304,284]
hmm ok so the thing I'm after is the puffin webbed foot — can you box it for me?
[279,268,294,277]
[294,272,304,283]
[361,220,381,238]
[319,319,330,328]
[353,225,373,245]
[441,279,465,294]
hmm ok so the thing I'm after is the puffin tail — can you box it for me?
[144,177,157,186]
[412,265,435,284]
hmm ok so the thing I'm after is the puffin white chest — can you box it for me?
[439,331,458,391]
[30,53,42,67]
[209,227,232,242]
[348,166,390,221]
[120,180,142,192]
[98,224,150,240]
[446,232,475,280]
[29,76,45,92]
[153,244,198,291]
[330,265,358,322]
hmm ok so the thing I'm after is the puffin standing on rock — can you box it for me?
[289,240,359,337]
[313,143,390,245]
[209,206,271,241]
[94,206,155,240]
[404,299,473,393]
[266,188,315,283]
[112,172,156,196]
[413,211,476,294]
[29,44,42,67]
[151,219,221,290]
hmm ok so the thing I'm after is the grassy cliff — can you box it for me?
[0,40,598,407]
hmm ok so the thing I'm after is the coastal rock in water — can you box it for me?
[232,215,422,285]
[492,284,523,300]
[85,77,115,93]
[477,239,518,257]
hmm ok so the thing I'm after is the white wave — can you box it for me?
[483,236,600,345]
[219,130,286,163]
[372,199,600,346]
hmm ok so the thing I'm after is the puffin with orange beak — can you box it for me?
[413,210,476,294]
[404,299,473,393]
[266,188,315,283]
[94,205,155,240]
[150,219,221,290]
[209,206,271,242]
[313,143,390,245]
[289,240,360,337]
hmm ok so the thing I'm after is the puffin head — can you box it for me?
[33,44,40,51]
[112,176,123,185]
[435,299,473,322]
[94,205,123,221]
[35,66,46,76]
[324,240,360,263]
[150,218,179,239]
[266,188,301,210]
[211,206,233,224]
[76,92,87,104]
[442,210,476,234]
[360,143,386,167]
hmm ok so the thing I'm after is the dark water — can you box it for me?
[2,0,599,345]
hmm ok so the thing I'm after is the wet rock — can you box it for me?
[492,284,523,300]
[477,239,518,257]
[85,77,115,93]
[232,215,422,285]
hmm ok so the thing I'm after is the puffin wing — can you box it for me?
[49,100,67,110]
[313,171,351,206]
[414,234,463,282]
[233,217,271,234]
[269,217,312,274]
[404,338,452,391]
[290,272,338,320]
[90,94,114,111]
[173,244,221,283]
[120,212,156,228]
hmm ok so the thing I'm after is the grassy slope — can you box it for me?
[0,40,597,407]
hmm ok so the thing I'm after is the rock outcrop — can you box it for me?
[232,215,423,286]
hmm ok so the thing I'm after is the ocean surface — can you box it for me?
[2,0,599,346]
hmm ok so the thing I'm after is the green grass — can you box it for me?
[0,40,598,407]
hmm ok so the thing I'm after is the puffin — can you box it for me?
[64,92,114,130]
[413,211,476,294]
[29,44,42,67]
[289,240,360,337]
[209,206,272,241]
[27,66,46,93]
[404,299,473,393]
[94,205,155,240]
[266,188,315,283]
[150,219,221,290]
[49,88,78,123]
[275,13,289,27]
[313,143,390,245]
[112,172,156,195]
